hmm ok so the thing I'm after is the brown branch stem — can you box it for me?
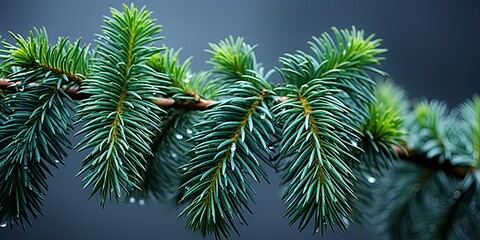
[0,78,215,110]
[1,78,477,177]
[393,145,476,178]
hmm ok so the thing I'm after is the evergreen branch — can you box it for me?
[179,78,275,239]
[0,72,74,229]
[273,81,358,234]
[3,78,475,179]
[0,28,89,229]
[357,81,407,171]
[75,4,167,206]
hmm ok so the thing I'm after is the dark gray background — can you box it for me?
[1,0,479,239]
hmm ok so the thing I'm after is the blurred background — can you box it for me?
[0,0,479,239]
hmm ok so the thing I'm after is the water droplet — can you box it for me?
[428,224,436,232]
[18,86,24,92]
[182,167,188,171]
[55,160,60,164]
[0,222,6,228]
[315,228,319,233]
[351,141,357,147]
[453,190,461,199]
[342,216,350,227]
[171,153,178,158]
[230,143,236,152]
[23,165,28,170]
[268,145,274,150]
[367,176,376,184]
[260,113,266,120]
[12,95,16,99]
[129,197,135,203]
[186,129,193,135]
[138,199,145,206]
[185,72,192,83]
[175,134,183,140]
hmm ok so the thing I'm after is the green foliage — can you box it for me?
[75,4,168,206]
[0,28,89,228]
[358,81,407,170]
[269,27,388,234]
[179,75,275,239]
[459,95,480,164]
[0,4,478,240]
[273,82,358,233]
[408,100,467,164]
[368,96,480,239]
[374,162,480,240]
[207,36,260,91]
[348,81,407,225]
[131,48,212,203]
[279,27,386,116]
[147,48,217,101]
[130,110,198,203]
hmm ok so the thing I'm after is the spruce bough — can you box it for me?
[0,4,478,239]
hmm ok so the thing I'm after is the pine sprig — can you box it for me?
[273,81,358,234]
[75,4,168,206]
[0,27,90,228]
[408,100,459,163]
[207,36,260,91]
[279,27,387,115]
[0,75,74,228]
[358,81,407,170]
[179,77,275,239]
[2,28,89,83]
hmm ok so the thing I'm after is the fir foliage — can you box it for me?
[179,37,276,239]
[370,95,480,240]
[75,4,168,206]
[0,28,89,228]
[0,4,478,240]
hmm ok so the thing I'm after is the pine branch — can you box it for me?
[0,28,89,228]
[74,4,168,206]
[179,78,276,239]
